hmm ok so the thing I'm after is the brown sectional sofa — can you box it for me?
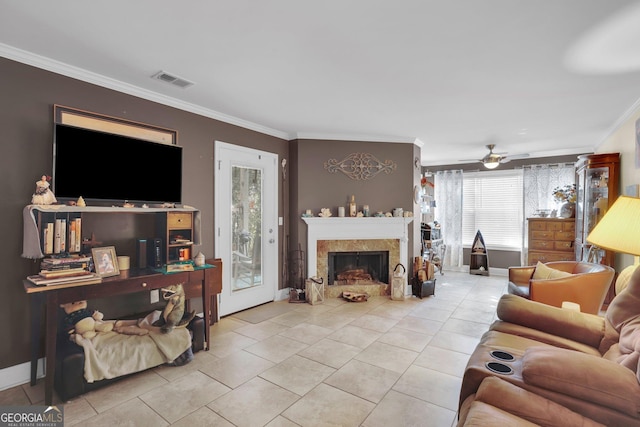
[459,265,640,426]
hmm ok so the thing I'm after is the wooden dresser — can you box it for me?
[527,217,576,265]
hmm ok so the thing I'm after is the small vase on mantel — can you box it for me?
[349,195,357,217]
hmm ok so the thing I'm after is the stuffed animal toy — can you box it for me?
[152,283,196,333]
[60,300,113,340]
[113,318,150,336]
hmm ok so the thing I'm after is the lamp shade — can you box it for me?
[586,196,640,256]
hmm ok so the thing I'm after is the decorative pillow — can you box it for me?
[532,261,572,280]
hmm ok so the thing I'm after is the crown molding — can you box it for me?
[295,132,423,147]
[0,43,291,141]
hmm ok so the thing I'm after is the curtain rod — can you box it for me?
[517,163,574,169]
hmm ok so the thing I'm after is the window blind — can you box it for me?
[462,169,524,250]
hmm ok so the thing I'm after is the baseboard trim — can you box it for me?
[0,358,45,392]
[276,288,290,301]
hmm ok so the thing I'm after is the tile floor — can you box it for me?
[0,271,507,426]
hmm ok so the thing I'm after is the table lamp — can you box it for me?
[587,196,640,292]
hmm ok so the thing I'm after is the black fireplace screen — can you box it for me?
[327,251,389,285]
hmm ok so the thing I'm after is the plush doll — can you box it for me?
[60,300,113,341]
[152,283,196,333]
[31,175,57,205]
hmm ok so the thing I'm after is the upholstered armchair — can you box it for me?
[507,261,615,314]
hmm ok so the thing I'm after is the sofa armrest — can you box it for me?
[496,294,605,348]
[522,346,640,417]
[509,266,535,285]
[474,377,605,427]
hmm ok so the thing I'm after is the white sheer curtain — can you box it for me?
[522,163,575,264]
[434,170,464,269]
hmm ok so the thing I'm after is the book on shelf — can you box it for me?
[59,219,66,253]
[54,219,62,254]
[40,262,89,271]
[43,223,54,255]
[74,217,82,252]
[42,255,92,265]
[69,220,76,254]
[166,262,195,272]
[38,268,91,279]
[172,238,193,245]
[27,272,101,286]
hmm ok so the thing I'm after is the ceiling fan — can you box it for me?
[465,144,530,169]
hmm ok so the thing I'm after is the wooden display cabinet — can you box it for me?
[574,153,620,267]
[575,153,620,306]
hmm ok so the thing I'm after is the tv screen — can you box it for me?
[53,124,183,204]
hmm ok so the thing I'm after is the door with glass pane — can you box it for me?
[215,142,278,316]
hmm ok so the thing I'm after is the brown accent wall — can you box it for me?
[0,57,288,369]
[1,57,421,371]
[288,139,420,282]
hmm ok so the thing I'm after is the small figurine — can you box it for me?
[318,208,332,217]
[31,175,57,205]
[77,196,86,207]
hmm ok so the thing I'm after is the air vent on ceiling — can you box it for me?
[151,71,194,89]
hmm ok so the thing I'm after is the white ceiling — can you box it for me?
[2,1,640,166]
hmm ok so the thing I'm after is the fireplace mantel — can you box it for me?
[302,217,414,279]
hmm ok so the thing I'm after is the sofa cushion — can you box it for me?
[488,323,602,356]
[496,294,605,349]
[522,346,640,417]
[473,376,605,427]
[532,261,573,280]
[461,401,538,426]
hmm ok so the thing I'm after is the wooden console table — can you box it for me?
[25,261,221,405]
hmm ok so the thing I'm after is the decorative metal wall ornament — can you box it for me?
[324,152,397,180]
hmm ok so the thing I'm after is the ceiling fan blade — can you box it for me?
[503,153,530,162]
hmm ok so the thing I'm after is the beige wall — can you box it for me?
[597,105,640,270]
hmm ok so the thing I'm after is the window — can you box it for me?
[462,169,523,250]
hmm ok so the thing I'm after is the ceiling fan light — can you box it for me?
[483,160,500,169]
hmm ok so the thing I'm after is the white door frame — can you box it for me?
[214,141,279,317]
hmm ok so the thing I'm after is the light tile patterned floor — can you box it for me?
[0,271,507,426]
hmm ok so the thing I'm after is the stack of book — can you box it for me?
[42,217,82,255]
[28,255,101,286]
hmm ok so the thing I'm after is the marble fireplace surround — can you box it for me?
[302,217,413,295]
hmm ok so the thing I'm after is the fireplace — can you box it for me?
[328,251,389,285]
[302,217,414,297]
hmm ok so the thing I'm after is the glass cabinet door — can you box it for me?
[575,170,585,260]
[582,166,609,263]
[583,166,609,242]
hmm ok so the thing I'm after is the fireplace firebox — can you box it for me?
[327,251,389,285]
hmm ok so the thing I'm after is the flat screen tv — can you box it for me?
[53,123,183,204]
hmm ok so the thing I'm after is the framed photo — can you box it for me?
[92,246,120,277]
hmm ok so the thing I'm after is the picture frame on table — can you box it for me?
[92,246,120,277]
